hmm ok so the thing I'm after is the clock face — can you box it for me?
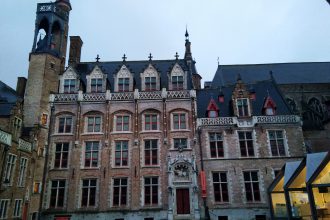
[39,5,52,12]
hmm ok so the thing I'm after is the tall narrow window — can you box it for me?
[84,142,99,168]
[144,177,158,205]
[17,158,28,187]
[50,180,66,208]
[112,178,127,206]
[118,78,130,92]
[145,114,158,130]
[13,199,22,217]
[213,172,229,202]
[58,116,72,133]
[3,154,17,184]
[87,116,101,132]
[115,141,128,167]
[64,79,76,93]
[91,78,102,93]
[173,113,186,130]
[81,179,97,207]
[144,140,158,166]
[145,77,156,91]
[0,200,9,219]
[54,143,69,169]
[237,98,249,117]
[268,130,286,156]
[238,131,254,157]
[13,117,22,138]
[243,171,261,202]
[209,133,224,158]
[116,115,129,131]
[172,76,184,90]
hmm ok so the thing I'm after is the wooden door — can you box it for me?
[176,188,190,214]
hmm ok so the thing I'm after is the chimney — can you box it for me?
[192,73,202,89]
[68,36,83,67]
[16,77,27,98]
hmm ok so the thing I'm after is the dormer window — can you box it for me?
[145,77,156,91]
[263,96,276,116]
[64,79,76,93]
[118,78,130,92]
[91,78,103,93]
[172,76,184,90]
[237,98,249,117]
[207,98,219,118]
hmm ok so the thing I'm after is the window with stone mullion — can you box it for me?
[144,140,158,165]
[18,158,28,186]
[64,79,76,93]
[237,98,249,117]
[212,172,229,202]
[0,200,9,219]
[55,143,69,169]
[115,141,128,167]
[209,133,224,158]
[13,199,22,217]
[145,77,156,91]
[238,131,254,157]
[172,76,184,90]
[113,178,127,206]
[50,180,66,208]
[87,116,101,132]
[145,114,157,130]
[91,78,102,93]
[118,77,130,92]
[243,171,260,202]
[58,116,72,133]
[84,142,99,168]
[268,130,285,156]
[81,179,97,207]
[116,115,129,131]
[173,113,186,130]
[144,177,158,205]
[3,154,16,184]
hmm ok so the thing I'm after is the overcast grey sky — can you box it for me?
[1,0,330,89]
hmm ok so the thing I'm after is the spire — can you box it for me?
[184,27,192,61]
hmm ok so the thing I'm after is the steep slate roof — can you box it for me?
[0,81,19,116]
[196,79,292,118]
[212,62,330,87]
[74,59,195,91]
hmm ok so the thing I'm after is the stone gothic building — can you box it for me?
[1,0,326,220]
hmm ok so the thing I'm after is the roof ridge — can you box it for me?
[218,61,330,67]
[78,59,185,64]
[0,80,18,96]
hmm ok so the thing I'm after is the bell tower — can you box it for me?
[24,0,71,127]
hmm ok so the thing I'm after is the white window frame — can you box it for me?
[63,79,76,93]
[114,114,130,132]
[0,199,10,219]
[57,115,73,134]
[80,178,98,208]
[113,140,129,168]
[85,115,102,133]
[3,153,17,185]
[90,78,103,93]
[143,139,159,166]
[143,113,159,131]
[237,130,255,157]
[17,157,28,187]
[140,64,160,91]
[82,141,100,169]
[209,133,225,158]
[267,130,288,157]
[171,112,188,130]
[169,63,186,90]
[236,98,250,117]
[13,199,23,218]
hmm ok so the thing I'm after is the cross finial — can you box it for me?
[122,54,127,62]
[217,57,220,65]
[148,53,153,61]
[95,54,100,62]
[175,52,179,60]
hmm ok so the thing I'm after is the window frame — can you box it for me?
[12,117,22,139]
[209,133,224,158]
[90,78,103,93]
[144,177,159,206]
[50,179,66,209]
[17,157,28,187]
[172,112,187,130]
[86,115,102,133]
[173,138,188,150]
[0,199,9,219]
[81,179,97,208]
[171,75,184,90]
[3,153,17,185]
[145,76,157,91]
[236,98,250,117]
[267,130,287,157]
[243,170,261,202]
[54,142,69,169]
[84,141,100,168]
[144,139,158,166]
[13,199,23,218]
[144,113,158,131]
[118,77,130,92]
[114,140,129,167]
[238,131,255,157]
[212,172,229,203]
[112,178,128,207]
[63,79,76,94]
[115,115,130,132]
[57,116,73,134]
